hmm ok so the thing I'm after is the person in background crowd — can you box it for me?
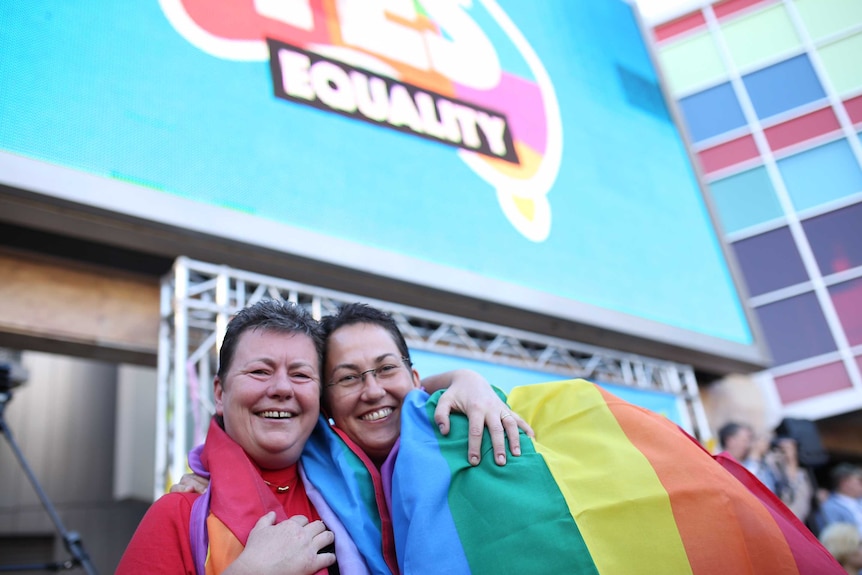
[817,463,862,536]
[819,522,862,574]
[763,435,815,523]
[718,421,777,491]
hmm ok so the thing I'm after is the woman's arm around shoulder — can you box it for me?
[422,369,534,467]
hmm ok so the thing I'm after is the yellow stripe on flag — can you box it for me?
[509,380,693,575]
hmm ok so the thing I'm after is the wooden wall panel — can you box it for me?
[0,250,159,365]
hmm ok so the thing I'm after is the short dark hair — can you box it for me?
[218,299,324,382]
[319,303,412,372]
[717,421,750,447]
[830,463,862,491]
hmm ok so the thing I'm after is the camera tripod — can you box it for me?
[0,388,98,574]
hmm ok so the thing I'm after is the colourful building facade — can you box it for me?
[649,0,862,420]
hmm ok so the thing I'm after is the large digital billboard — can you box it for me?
[0,0,764,367]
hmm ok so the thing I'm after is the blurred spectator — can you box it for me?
[816,464,862,536]
[763,435,814,523]
[718,421,776,492]
[818,522,862,574]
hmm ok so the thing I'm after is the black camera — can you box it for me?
[0,361,28,393]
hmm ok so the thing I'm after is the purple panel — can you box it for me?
[754,292,836,366]
[731,227,808,297]
[802,201,862,275]
[829,277,862,347]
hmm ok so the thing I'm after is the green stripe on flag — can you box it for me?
[425,392,599,574]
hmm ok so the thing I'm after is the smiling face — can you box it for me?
[214,328,320,470]
[324,322,420,464]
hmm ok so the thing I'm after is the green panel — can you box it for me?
[708,167,783,234]
[818,33,862,96]
[794,0,862,42]
[721,5,802,70]
[657,31,727,95]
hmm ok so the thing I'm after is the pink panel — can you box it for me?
[830,277,862,347]
[653,11,706,43]
[697,134,759,174]
[845,95,862,126]
[774,361,853,404]
[764,107,841,152]
[713,0,774,20]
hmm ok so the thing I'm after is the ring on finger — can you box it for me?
[501,412,513,420]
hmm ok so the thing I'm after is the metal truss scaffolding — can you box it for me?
[156,256,712,497]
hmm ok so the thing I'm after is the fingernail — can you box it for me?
[438,424,444,434]
[512,447,521,456]
[497,454,506,465]
[470,455,479,466]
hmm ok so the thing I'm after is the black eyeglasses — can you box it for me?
[326,357,411,391]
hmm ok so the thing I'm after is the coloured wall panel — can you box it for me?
[755,292,837,365]
[817,33,862,97]
[714,0,776,20]
[720,4,802,71]
[764,107,842,152]
[773,361,852,404]
[657,31,727,95]
[803,201,862,276]
[777,139,862,211]
[847,95,862,126]
[678,82,747,142]
[793,0,862,43]
[708,166,783,233]
[731,226,808,296]
[653,11,707,43]
[698,134,759,174]
[829,277,862,347]
[742,55,825,120]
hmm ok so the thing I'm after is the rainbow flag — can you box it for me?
[302,379,842,574]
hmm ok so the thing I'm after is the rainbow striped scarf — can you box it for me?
[188,419,366,575]
[301,379,843,574]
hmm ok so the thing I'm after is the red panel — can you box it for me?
[653,11,706,43]
[845,94,862,126]
[697,134,759,174]
[774,361,852,404]
[764,107,841,152]
[713,0,773,20]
